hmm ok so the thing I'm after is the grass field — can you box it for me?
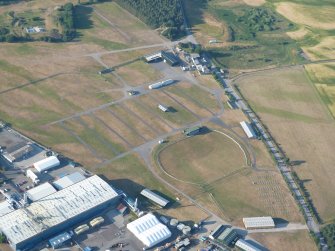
[155,129,302,225]
[250,231,317,251]
[236,67,335,222]
[183,0,306,74]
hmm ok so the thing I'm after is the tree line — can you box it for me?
[115,0,185,39]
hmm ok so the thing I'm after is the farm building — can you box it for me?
[127,213,172,248]
[209,224,225,240]
[140,188,169,208]
[148,79,174,90]
[26,182,57,202]
[235,239,261,251]
[98,68,113,75]
[0,201,14,217]
[0,175,120,251]
[161,51,179,66]
[183,126,202,136]
[158,104,169,112]
[243,217,275,229]
[240,121,256,139]
[145,51,162,62]
[217,228,239,246]
[33,156,60,172]
[53,172,86,190]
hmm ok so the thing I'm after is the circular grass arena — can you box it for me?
[157,130,249,185]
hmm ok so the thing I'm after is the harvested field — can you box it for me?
[250,231,317,251]
[286,27,309,40]
[276,2,335,30]
[303,36,335,60]
[236,67,335,221]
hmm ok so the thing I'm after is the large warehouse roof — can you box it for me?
[26,182,57,201]
[0,201,14,216]
[53,172,86,190]
[0,175,119,246]
[243,217,275,229]
[140,188,169,207]
[34,156,60,172]
[235,239,261,251]
[127,213,171,248]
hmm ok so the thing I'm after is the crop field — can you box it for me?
[250,231,317,251]
[236,67,335,222]
[155,129,302,225]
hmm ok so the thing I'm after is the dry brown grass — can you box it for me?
[250,231,317,251]
[286,27,309,40]
[303,36,335,61]
[236,67,335,221]
[276,2,335,30]
[243,0,265,6]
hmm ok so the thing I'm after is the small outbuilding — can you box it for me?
[240,121,256,139]
[183,126,202,136]
[140,188,169,208]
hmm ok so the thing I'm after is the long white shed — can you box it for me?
[33,156,60,172]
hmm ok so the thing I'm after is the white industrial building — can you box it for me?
[26,182,57,201]
[26,169,40,184]
[243,216,275,229]
[158,104,169,112]
[53,172,86,190]
[127,213,172,248]
[140,188,169,208]
[0,175,120,250]
[240,121,257,139]
[145,51,162,62]
[0,201,14,217]
[148,79,174,90]
[235,239,261,251]
[33,156,60,172]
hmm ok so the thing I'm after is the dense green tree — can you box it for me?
[115,0,185,39]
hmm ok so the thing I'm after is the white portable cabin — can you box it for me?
[148,79,174,90]
[33,156,60,172]
[26,169,40,184]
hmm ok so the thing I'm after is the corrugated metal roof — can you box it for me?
[127,213,171,248]
[0,201,14,216]
[243,217,275,229]
[26,182,57,201]
[53,172,86,190]
[0,175,119,246]
[235,239,261,251]
[240,121,256,139]
[140,189,169,207]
